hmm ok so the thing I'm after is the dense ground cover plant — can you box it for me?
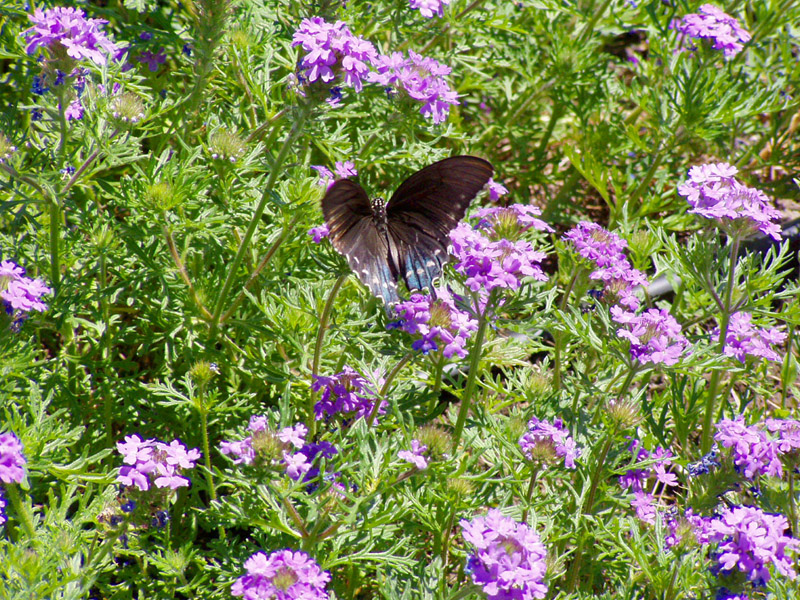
[1,0,799,598]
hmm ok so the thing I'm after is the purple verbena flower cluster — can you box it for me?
[677,163,782,241]
[312,366,385,423]
[409,0,451,18]
[474,204,553,238]
[1,260,52,327]
[23,6,119,66]
[611,306,689,366]
[703,506,798,586]
[116,435,200,491]
[716,312,786,363]
[368,50,459,124]
[563,222,648,309]
[678,4,751,59]
[714,416,796,479]
[519,417,581,469]
[391,292,478,358]
[219,418,336,487]
[449,222,548,296]
[620,440,679,525]
[292,18,377,92]
[232,549,330,600]
[460,509,548,600]
[0,431,26,485]
[221,416,306,464]
[398,440,429,470]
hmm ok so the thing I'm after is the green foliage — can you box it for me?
[1,0,799,599]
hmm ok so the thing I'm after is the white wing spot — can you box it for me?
[416,267,425,275]
[425,260,435,267]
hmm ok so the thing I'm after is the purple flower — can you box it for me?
[563,222,647,309]
[474,204,553,237]
[611,306,688,366]
[0,432,26,484]
[449,223,548,296]
[714,416,782,479]
[620,441,678,524]
[398,440,429,470]
[65,98,83,120]
[23,6,119,66]
[368,51,459,124]
[220,416,309,471]
[1,260,52,326]
[311,161,357,189]
[308,224,330,243]
[312,366,385,423]
[765,418,800,458]
[287,441,338,487]
[703,506,799,585]
[231,549,330,600]
[292,17,377,93]
[716,312,786,363]
[486,178,508,201]
[392,291,478,358]
[679,4,751,59]
[677,163,782,241]
[519,417,581,469]
[563,222,629,268]
[137,49,166,72]
[116,435,200,491]
[409,0,451,18]
[460,509,548,600]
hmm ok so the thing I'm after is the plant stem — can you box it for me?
[220,213,302,325]
[163,223,213,320]
[99,250,113,448]
[210,102,311,335]
[700,234,741,453]
[451,293,494,451]
[368,351,414,428]
[553,269,581,392]
[566,431,614,591]
[522,466,539,522]
[198,400,216,502]
[427,351,445,415]
[5,484,36,540]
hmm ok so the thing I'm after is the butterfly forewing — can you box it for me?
[386,156,494,238]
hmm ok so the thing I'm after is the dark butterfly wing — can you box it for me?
[385,156,493,293]
[321,179,399,304]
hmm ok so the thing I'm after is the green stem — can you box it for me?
[566,431,614,592]
[368,351,414,427]
[100,251,113,448]
[49,196,62,291]
[310,274,347,431]
[210,102,312,335]
[553,269,582,392]
[5,484,36,540]
[663,555,682,600]
[521,466,539,522]
[219,213,302,324]
[789,469,797,538]
[451,293,494,451]
[578,0,613,43]
[427,351,445,415]
[199,400,216,502]
[700,235,741,453]
[626,149,664,210]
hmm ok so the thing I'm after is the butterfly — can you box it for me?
[321,155,494,304]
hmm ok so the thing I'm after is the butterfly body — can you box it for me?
[321,156,494,304]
